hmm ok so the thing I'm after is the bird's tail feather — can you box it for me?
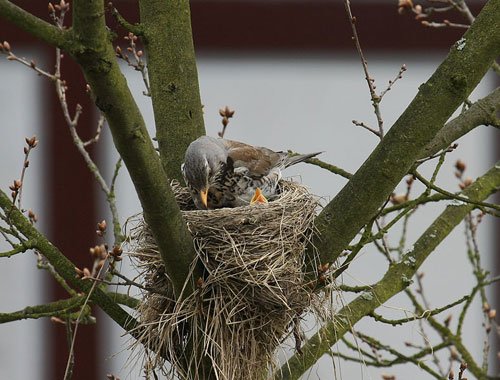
[284,151,322,168]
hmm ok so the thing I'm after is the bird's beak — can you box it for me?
[200,188,208,209]
[250,187,268,205]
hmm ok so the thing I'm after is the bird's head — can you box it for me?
[181,136,227,209]
[181,154,210,209]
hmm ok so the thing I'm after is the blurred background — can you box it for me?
[0,0,498,379]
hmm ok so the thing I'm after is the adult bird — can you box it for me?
[181,135,320,209]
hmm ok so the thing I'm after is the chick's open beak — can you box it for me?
[200,188,208,208]
[250,188,268,205]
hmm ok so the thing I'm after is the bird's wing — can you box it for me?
[222,140,285,178]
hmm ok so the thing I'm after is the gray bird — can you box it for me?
[181,136,320,209]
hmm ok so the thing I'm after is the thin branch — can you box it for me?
[369,205,415,243]
[109,158,124,243]
[421,87,499,159]
[403,0,475,30]
[423,4,455,14]
[352,119,381,138]
[406,290,488,379]
[106,291,140,309]
[15,137,38,210]
[0,240,35,258]
[0,224,22,246]
[99,268,172,296]
[455,0,475,24]
[339,333,451,370]
[381,193,448,215]
[369,294,469,325]
[463,212,490,372]
[2,9,126,245]
[333,223,373,278]
[379,64,407,100]
[64,319,75,380]
[427,149,448,195]
[108,2,144,36]
[457,274,500,337]
[340,335,379,362]
[300,156,353,180]
[412,276,440,371]
[412,170,500,212]
[63,255,109,380]
[83,113,105,147]
[344,0,384,137]
[422,20,469,29]
[115,32,150,97]
[1,49,56,80]
[52,41,124,244]
[352,332,445,379]
[416,144,458,165]
[338,284,374,293]
[37,252,78,296]
[217,106,235,138]
[0,0,68,49]
[0,295,85,323]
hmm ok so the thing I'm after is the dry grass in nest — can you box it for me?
[126,180,327,379]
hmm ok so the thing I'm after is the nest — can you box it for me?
[127,180,325,379]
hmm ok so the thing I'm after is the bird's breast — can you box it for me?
[207,169,282,208]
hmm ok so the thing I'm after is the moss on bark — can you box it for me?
[138,0,205,182]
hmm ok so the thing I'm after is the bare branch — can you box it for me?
[63,253,110,380]
[0,295,85,323]
[82,113,105,147]
[115,32,150,97]
[369,294,469,325]
[422,20,469,29]
[344,0,385,137]
[412,170,500,212]
[0,240,35,258]
[108,2,143,36]
[0,0,68,49]
[379,64,408,100]
[352,119,381,137]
